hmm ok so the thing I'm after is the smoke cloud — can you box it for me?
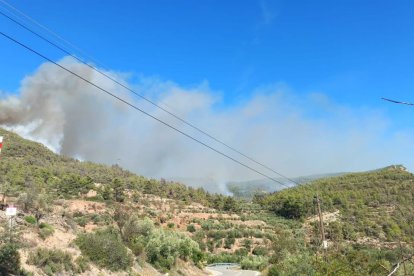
[1,57,413,192]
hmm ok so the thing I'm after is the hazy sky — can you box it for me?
[0,0,414,182]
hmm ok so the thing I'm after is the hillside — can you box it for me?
[256,165,414,242]
[255,165,414,273]
[1,128,414,275]
[0,128,289,275]
[227,172,347,199]
[0,128,240,212]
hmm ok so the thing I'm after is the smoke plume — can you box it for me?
[1,57,413,192]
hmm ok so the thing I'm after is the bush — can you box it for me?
[201,221,213,230]
[187,224,196,233]
[75,228,132,271]
[24,215,37,225]
[75,256,90,273]
[167,222,175,229]
[242,239,253,251]
[206,252,241,264]
[39,223,54,239]
[39,223,55,239]
[122,216,154,256]
[28,248,74,275]
[0,243,22,275]
[240,255,268,271]
[224,237,235,249]
[145,229,203,271]
[74,216,88,227]
[235,248,249,256]
[252,246,268,256]
[268,265,280,276]
[269,252,316,275]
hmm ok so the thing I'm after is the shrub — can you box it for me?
[224,237,235,249]
[167,222,175,229]
[240,255,268,271]
[74,256,90,273]
[0,243,22,275]
[75,228,132,271]
[39,223,55,240]
[145,230,203,271]
[91,214,104,224]
[24,215,37,225]
[207,240,214,252]
[28,248,74,275]
[252,246,268,256]
[268,265,280,276]
[187,224,196,233]
[122,216,154,256]
[242,239,253,251]
[235,248,249,256]
[74,216,88,227]
[206,252,241,264]
[201,221,213,230]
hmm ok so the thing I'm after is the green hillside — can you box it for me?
[227,172,347,199]
[256,165,414,242]
[0,128,240,212]
[0,128,285,275]
[251,166,414,274]
[1,128,414,275]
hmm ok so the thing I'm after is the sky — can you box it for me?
[0,0,414,186]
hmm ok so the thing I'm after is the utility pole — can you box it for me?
[315,194,327,250]
[0,136,5,209]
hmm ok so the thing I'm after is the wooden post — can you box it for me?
[316,194,326,249]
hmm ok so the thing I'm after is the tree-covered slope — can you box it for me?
[2,128,414,275]
[0,128,241,212]
[227,172,348,199]
[256,165,414,243]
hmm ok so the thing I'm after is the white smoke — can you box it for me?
[1,57,414,192]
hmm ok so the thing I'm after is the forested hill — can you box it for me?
[0,128,239,211]
[256,165,414,242]
[227,172,347,199]
[2,127,414,275]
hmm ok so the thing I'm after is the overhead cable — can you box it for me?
[381,97,414,106]
[0,2,299,186]
[0,31,291,188]
[0,0,103,67]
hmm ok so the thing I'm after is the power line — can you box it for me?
[0,2,300,186]
[0,0,104,68]
[0,30,291,188]
[382,97,414,106]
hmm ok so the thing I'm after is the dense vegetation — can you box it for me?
[0,243,24,275]
[256,165,414,242]
[75,228,133,271]
[227,172,346,200]
[0,128,240,212]
[1,127,414,275]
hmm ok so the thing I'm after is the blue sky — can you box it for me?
[2,0,414,104]
[1,0,414,178]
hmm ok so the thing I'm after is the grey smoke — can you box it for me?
[1,57,413,193]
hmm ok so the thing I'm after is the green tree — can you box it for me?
[122,216,154,255]
[112,178,125,202]
[0,243,21,276]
